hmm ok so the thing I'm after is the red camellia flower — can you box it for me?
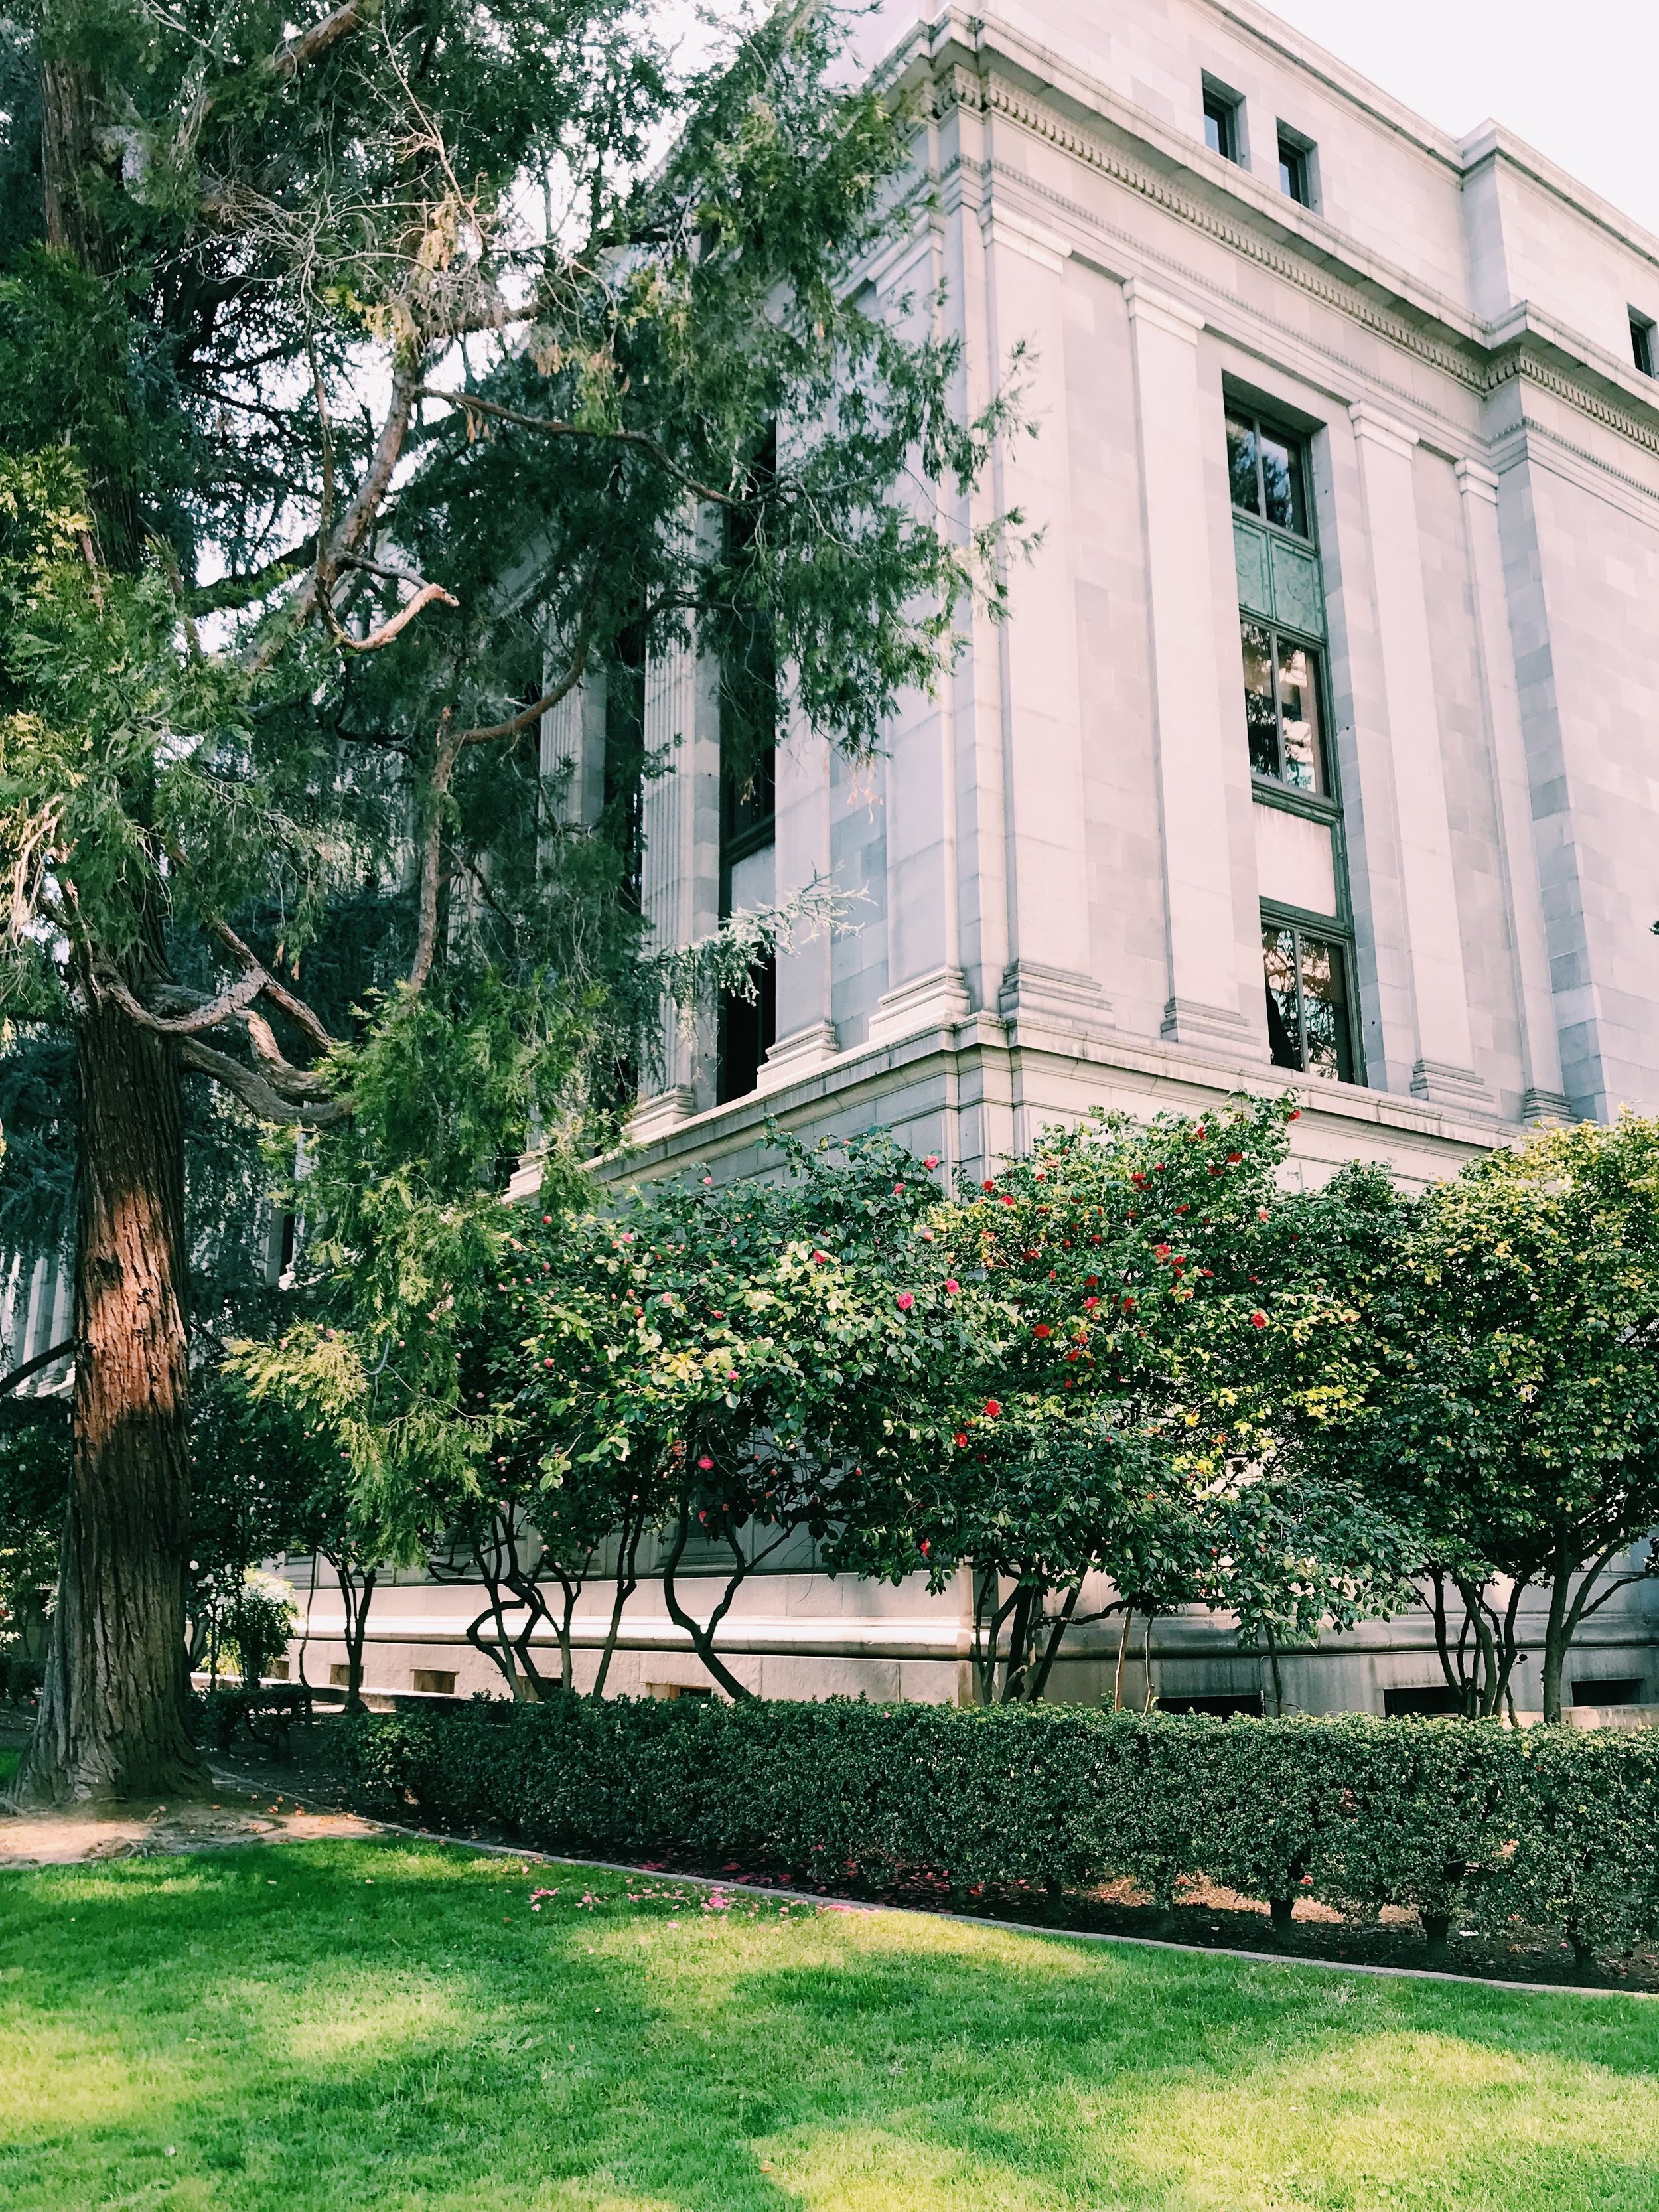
[1083,1296,1100,1311]
[1250,1311,1267,1329]
[982,1179,997,1193]
[984,1400,1001,1418]
[954,1431,969,1449]
[893,1183,905,1194]
[1033,1323,1053,1338]
[896,1291,914,1311]
[924,1155,940,1170]
[1289,1108,1301,1121]
[1121,1295,1137,1312]
[698,1454,715,1468]
[1227,1151,1243,1164]
[920,1540,931,1556]
[812,1250,830,1265]
[1130,1172,1148,1189]
[944,1278,960,1294]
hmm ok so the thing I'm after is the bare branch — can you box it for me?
[407,634,595,994]
[0,1339,74,1397]
[95,962,266,1036]
[413,386,741,508]
[346,578,459,654]
[270,0,370,84]
[179,1039,350,1126]
[205,919,339,1056]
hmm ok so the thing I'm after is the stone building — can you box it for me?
[291,0,1659,1714]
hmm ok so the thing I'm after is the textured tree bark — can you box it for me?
[10,997,208,1805]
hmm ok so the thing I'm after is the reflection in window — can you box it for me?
[1263,922,1353,1082]
[1239,620,1327,794]
[1226,409,1309,538]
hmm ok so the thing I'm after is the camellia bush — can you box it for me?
[342,1697,1659,1962]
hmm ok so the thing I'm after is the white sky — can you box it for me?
[1261,0,1659,238]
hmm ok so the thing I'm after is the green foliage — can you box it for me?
[0,1402,67,1657]
[828,1095,1413,1699]
[1293,1117,1659,1720]
[341,1698,1659,1957]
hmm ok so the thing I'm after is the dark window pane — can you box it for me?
[1634,317,1656,377]
[717,954,776,1104]
[1240,621,1279,779]
[1298,934,1352,1082]
[1259,431,1305,534]
[1263,926,1301,1070]
[1275,642,1325,793]
[1278,137,1311,206]
[1227,416,1259,514]
[1203,93,1237,163]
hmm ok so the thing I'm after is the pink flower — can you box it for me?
[944,1278,960,1295]
[923,1155,940,1170]
[698,1454,715,1469]
[1250,1311,1267,1329]
[813,1250,830,1265]
[896,1291,914,1311]
[984,1399,1001,1418]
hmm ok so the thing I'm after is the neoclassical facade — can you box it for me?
[297,0,1659,1716]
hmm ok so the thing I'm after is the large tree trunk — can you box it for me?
[9,999,207,1805]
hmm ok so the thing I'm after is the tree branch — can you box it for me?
[270,0,370,84]
[407,633,593,993]
[179,1039,350,1126]
[96,962,266,1035]
[413,386,741,508]
[0,1338,75,1396]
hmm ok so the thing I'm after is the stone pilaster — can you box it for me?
[1125,277,1248,1048]
[1348,404,1490,1109]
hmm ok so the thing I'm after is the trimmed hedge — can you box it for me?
[341,1698,1659,1956]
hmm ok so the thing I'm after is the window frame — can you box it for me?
[1201,77,1244,165]
[1275,125,1317,209]
[1631,311,1656,378]
[1260,901,1362,1087]
[1226,404,1314,542]
[1240,615,1340,802]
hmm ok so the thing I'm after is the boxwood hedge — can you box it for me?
[340,1697,1659,1956]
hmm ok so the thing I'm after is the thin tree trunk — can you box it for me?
[1540,1540,1573,1724]
[660,1505,754,1701]
[1113,1609,1132,1711]
[590,1512,642,1700]
[10,999,206,1806]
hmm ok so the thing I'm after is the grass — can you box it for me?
[0,1749,17,1788]
[1,1841,1656,2211]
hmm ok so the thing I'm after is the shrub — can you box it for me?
[337,1698,1659,1954]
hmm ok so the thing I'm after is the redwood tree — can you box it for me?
[0,1,1013,1802]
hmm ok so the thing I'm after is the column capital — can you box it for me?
[1123,276,1206,344]
[1348,402,1419,459]
[1453,455,1502,504]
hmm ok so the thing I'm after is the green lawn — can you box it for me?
[1,1840,1656,2211]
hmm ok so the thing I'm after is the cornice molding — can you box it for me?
[942,64,1659,475]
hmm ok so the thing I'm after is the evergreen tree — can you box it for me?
[0,0,1014,1803]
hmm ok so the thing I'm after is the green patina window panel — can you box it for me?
[1233,518,1272,620]
[1233,513,1325,640]
[1269,534,1325,636]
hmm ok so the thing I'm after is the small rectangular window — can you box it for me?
[1239,619,1328,793]
[411,1668,457,1696]
[1263,921,1354,1082]
[1277,129,1314,208]
[1202,84,1242,165]
[1632,312,1656,377]
[1226,408,1309,537]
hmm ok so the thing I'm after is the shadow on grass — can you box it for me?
[0,1840,1656,2212]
